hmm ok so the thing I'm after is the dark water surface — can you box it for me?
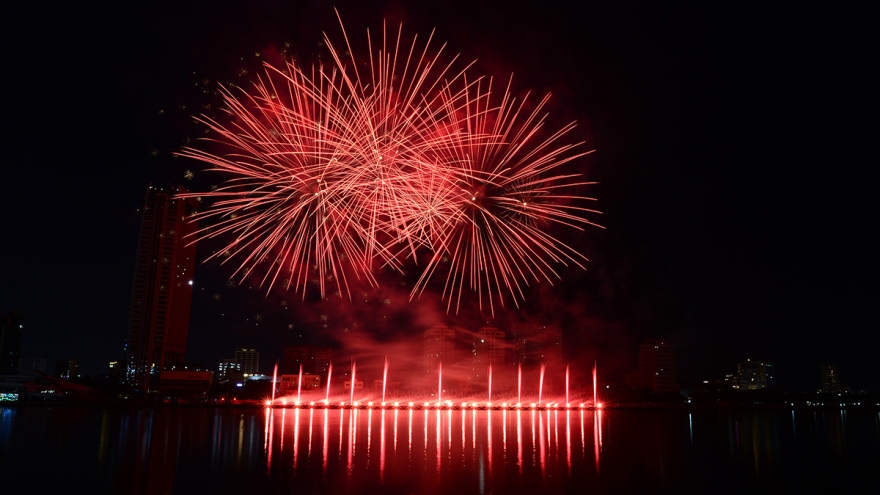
[1,405,878,494]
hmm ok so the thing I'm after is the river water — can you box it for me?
[1,405,878,494]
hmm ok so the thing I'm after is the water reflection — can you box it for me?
[262,405,607,484]
[1,406,878,493]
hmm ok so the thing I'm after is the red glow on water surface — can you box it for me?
[265,405,605,482]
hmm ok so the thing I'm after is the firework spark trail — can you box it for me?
[178,15,602,312]
[410,77,602,314]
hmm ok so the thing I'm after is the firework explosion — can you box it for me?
[178,16,602,315]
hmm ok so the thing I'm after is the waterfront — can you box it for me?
[1,405,878,494]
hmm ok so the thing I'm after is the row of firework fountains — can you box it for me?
[267,358,603,410]
[176,15,601,316]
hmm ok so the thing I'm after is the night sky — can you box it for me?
[2,1,875,392]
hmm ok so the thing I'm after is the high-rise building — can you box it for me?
[0,310,24,375]
[474,326,506,369]
[820,365,840,393]
[108,361,122,382]
[513,324,562,371]
[625,339,678,394]
[424,324,456,374]
[234,348,260,376]
[55,359,79,380]
[314,347,331,377]
[125,186,198,393]
[218,358,242,381]
[736,359,776,390]
[473,326,507,388]
[282,345,332,376]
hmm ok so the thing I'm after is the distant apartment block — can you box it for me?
[736,359,777,390]
[625,339,678,394]
[474,326,507,377]
[820,364,840,393]
[55,359,79,380]
[218,358,242,381]
[513,324,562,371]
[234,348,260,376]
[282,345,332,376]
[279,374,321,396]
[424,324,456,374]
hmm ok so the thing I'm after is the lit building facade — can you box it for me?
[736,359,777,390]
[234,348,260,376]
[125,186,198,393]
[55,359,79,380]
[820,364,840,393]
[218,359,242,381]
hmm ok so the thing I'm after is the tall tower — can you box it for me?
[820,365,840,393]
[55,359,79,380]
[513,324,562,371]
[234,348,260,376]
[281,345,332,376]
[423,324,456,374]
[630,339,678,394]
[125,186,198,393]
[474,326,506,368]
[472,326,506,390]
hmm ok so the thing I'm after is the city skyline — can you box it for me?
[6,312,857,399]
[1,1,875,392]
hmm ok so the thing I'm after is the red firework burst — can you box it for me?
[177,14,602,314]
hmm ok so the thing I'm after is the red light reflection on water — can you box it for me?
[435,409,441,474]
[322,409,329,473]
[279,408,286,453]
[308,409,314,458]
[461,409,466,456]
[517,410,523,474]
[502,408,508,464]
[337,409,344,462]
[293,408,300,472]
[263,401,606,480]
[566,410,572,476]
[367,408,373,469]
[347,409,355,472]
[538,407,546,474]
[380,409,386,483]
[488,409,494,476]
[393,409,398,454]
[264,408,273,472]
[594,409,603,473]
